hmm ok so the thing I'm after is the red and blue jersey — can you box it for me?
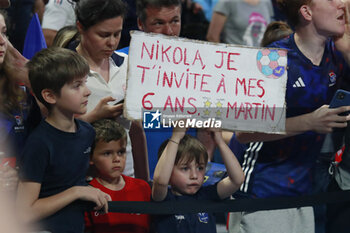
[238,34,350,198]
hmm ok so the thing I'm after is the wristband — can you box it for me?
[169,139,179,144]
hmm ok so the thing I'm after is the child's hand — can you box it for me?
[206,128,224,145]
[77,186,111,214]
[171,120,187,142]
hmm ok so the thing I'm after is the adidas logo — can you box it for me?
[293,77,305,88]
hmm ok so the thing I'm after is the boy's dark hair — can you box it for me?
[73,0,127,30]
[158,135,208,165]
[27,47,89,109]
[91,119,127,153]
[261,21,293,47]
[136,0,181,24]
[276,0,311,28]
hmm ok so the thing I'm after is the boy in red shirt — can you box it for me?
[85,119,151,233]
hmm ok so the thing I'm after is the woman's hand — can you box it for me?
[80,96,124,123]
[93,96,123,119]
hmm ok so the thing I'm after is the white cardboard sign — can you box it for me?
[125,31,287,133]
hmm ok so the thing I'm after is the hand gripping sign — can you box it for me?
[124,31,287,134]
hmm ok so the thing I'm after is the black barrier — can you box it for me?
[108,190,350,214]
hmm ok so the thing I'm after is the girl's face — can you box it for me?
[0,14,8,65]
[78,16,123,61]
[309,0,346,36]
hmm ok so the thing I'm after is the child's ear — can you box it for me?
[89,159,94,165]
[41,89,57,105]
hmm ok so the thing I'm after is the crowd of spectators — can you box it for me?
[1,0,350,232]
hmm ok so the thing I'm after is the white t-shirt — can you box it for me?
[42,0,76,31]
[86,52,135,177]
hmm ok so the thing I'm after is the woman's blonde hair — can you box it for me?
[52,25,79,48]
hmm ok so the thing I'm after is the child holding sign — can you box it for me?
[152,123,244,233]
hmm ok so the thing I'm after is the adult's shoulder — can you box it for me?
[111,51,128,67]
